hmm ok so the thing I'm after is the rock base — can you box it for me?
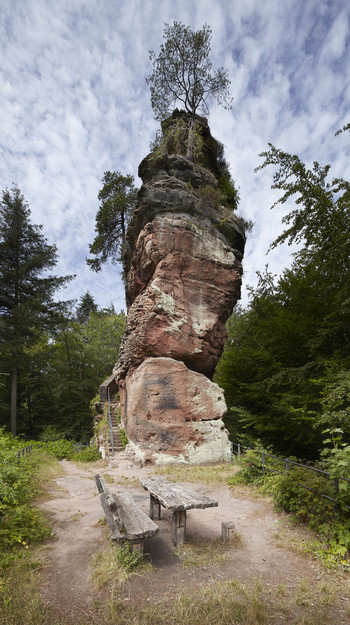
[119,357,232,465]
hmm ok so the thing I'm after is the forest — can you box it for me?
[215,135,350,459]
[0,187,126,441]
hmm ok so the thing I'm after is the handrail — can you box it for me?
[231,441,350,511]
[107,387,114,457]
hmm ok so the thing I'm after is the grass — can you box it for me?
[96,575,341,625]
[0,551,50,625]
[0,450,64,625]
[91,539,153,590]
[155,462,239,486]
[272,517,350,572]
[73,457,108,470]
[176,535,242,568]
[102,473,115,484]
[90,574,347,625]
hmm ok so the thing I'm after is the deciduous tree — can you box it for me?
[146,22,232,159]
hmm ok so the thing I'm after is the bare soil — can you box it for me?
[38,452,350,624]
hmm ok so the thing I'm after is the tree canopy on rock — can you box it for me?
[146,22,232,121]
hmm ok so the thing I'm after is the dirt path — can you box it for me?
[38,453,350,623]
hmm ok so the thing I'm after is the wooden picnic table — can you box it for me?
[139,476,218,545]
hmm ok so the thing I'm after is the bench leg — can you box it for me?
[131,540,144,556]
[150,494,161,520]
[172,510,186,546]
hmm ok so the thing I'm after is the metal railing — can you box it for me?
[9,440,97,465]
[107,387,114,457]
[231,442,350,512]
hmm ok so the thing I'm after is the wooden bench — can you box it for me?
[139,476,218,546]
[94,474,158,554]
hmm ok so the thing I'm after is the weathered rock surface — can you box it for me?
[113,113,245,464]
[116,212,242,380]
[119,358,232,465]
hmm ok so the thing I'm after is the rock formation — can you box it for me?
[114,111,246,465]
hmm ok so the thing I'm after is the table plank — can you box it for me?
[140,477,218,511]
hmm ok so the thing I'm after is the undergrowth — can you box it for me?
[92,575,342,625]
[92,540,151,590]
[228,431,350,570]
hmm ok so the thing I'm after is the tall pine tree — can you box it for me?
[0,187,72,435]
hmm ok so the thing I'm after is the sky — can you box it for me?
[1,0,349,313]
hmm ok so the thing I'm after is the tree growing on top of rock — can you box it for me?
[146,22,232,160]
[87,171,137,272]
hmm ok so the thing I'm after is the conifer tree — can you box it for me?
[0,186,72,435]
[86,171,137,272]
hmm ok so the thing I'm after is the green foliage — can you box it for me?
[150,117,204,163]
[146,22,232,122]
[0,436,53,566]
[43,439,100,462]
[0,186,73,436]
[119,428,128,448]
[75,291,98,324]
[229,436,350,565]
[87,171,137,272]
[116,542,141,572]
[218,173,240,211]
[198,184,221,209]
[7,307,126,440]
[39,425,66,442]
[320,429,350,515]
[215,130,350,457]
[45,439,75,460]
[317,372,350,431]
[72,446,101,462]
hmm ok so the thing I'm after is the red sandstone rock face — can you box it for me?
[115,213,242,380]
[113,116,245,464]
[119,358,231,464]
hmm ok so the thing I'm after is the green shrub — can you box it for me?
[229,434,350,564]
[218,173,239,210]
[0,445,52,566]
[45,439,74,460]
[198,184,221,209]
[39,425,66,441]
[72,446,101,462]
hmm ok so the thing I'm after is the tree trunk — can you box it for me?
[11,370,17,436]
[186,116,195,161]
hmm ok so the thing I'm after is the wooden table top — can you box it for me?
[140,476,218,511]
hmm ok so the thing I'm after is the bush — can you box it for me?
[0,445,52,566]
[229,435,350,564]
[45,439,75,460]
[72,446,101,462]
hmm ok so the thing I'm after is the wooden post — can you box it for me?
[221,521,235,542]
[150,494,161,520]
[172,510,186,545]
[131,540,144,555]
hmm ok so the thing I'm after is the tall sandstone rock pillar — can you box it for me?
[114,112,245,464]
